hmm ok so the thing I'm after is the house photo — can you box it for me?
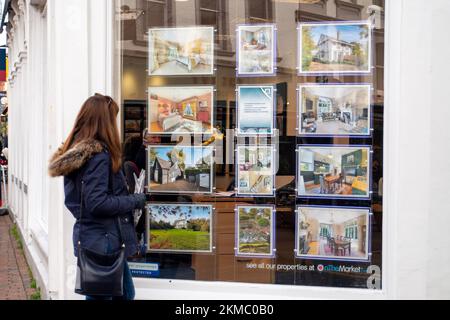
[296,206,370,261]
[298,84,371,136]
[238,24,275,75]
[298,146,371,199]
[148,86,214,134]
[148,26,214,76]
[148,204,213,253]
[300,22,371,73]
[148,146,214,194]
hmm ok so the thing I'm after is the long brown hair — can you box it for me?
[61,93,122,172]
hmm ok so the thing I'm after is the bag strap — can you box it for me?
[78,154,125,248]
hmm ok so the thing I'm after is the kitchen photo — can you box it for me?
[296,206,370,261]
[297,146,371,199]
[298,84,371,137]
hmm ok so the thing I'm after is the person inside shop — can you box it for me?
[122,135,142,194]
[48,93,147,300]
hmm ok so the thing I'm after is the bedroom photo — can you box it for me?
[148,86,214,135]
[148,26,214,76]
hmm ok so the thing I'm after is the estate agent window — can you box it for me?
[116,0,385,290]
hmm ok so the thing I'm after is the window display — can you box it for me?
[148,86,214,135]
[147,204,213,253]
[118,0,385,291]
[236,205,275,258]
[237,85,275,136]
[296,206,371,262]
[297,145,371,199]
[148,26,215,76]
[237,24,276,76]
[298,84,372,137]
[299,21,372,74]
[147,145,214,194]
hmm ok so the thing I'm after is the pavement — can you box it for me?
[0,214,38,300]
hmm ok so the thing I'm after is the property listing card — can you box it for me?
[237,85,275,136]
[237,24,276,76]
[148,26,214,76]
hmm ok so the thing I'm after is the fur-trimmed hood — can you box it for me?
[48,139,105,177]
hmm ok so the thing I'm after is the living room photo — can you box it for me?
[296,206,370,261]
[297,146,371,199]
[298,84,371,137]
[148,26,214,76]
[148,86,214,134]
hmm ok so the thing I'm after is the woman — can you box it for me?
[48,94,146,300]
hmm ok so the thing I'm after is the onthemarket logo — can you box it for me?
[317,264,368,273]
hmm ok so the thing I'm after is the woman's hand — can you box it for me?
[132,193,146,210]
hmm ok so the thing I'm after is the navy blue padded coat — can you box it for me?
[49,139,141,257]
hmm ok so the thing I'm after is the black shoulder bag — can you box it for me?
[75,167,126,297]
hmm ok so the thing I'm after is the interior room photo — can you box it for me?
[148,27,213,75]
[238,25,274,74]
[297,207,369,260]
[298,146,370,198]
[148,87,213,134]
[299,85,370,136]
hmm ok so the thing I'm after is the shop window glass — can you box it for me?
[246,0,273,23]
[147,1,166,27]
[116,0,385,290]
[298,0,328,17]
[197,0,227,49]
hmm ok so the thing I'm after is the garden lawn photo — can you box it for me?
[299,22,371,74]
[148,204,213,253]
[148,145,214,194]
[237,206,274,257]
